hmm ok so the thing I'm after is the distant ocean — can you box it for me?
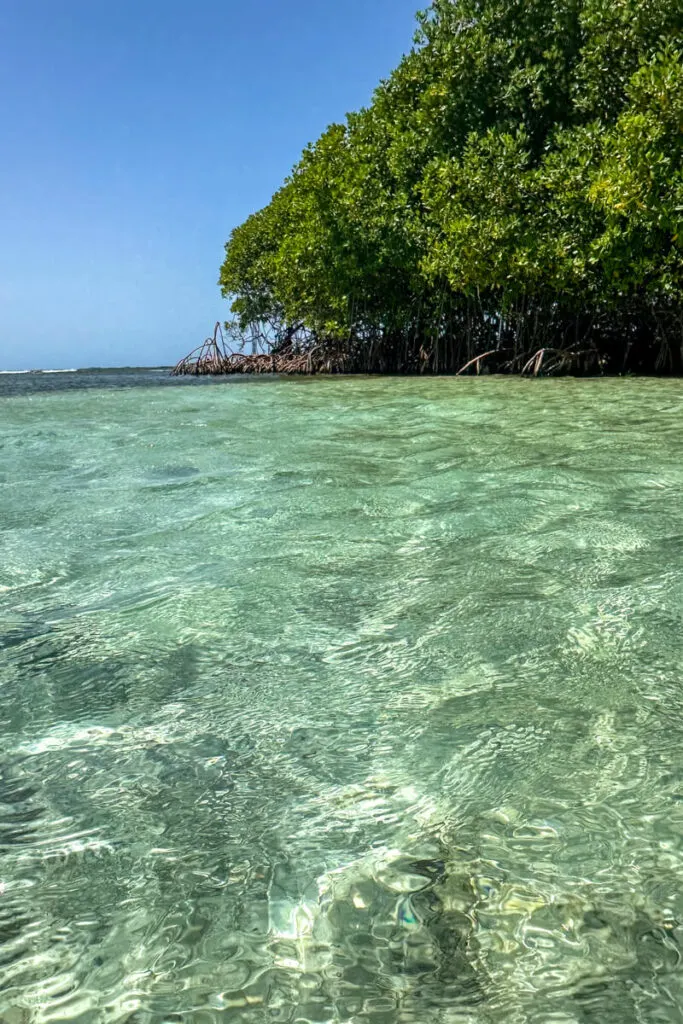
[0,366,241,397]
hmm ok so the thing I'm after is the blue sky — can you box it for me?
[0,0,419,370]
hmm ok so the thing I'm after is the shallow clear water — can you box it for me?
[1,372,682,1024]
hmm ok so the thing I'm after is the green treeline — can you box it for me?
[220,0,683,375]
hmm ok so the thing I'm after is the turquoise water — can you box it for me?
[1,372,682,1024]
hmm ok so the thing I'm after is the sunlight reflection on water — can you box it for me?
[0,373,682,1023]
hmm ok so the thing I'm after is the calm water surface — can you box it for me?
[1,371,682,1023]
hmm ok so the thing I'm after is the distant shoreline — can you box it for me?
[0,366,171,375]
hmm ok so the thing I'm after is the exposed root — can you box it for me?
[172,306,683,377]
[456,350,499,375]
[172,326,348,376]
[521,348,547,376]
[172,322,231,375]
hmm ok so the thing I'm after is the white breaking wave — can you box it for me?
[0,368,78,374]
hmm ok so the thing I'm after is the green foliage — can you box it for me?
[219,0,683,374]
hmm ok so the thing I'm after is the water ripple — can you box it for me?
[0,375,682,1022]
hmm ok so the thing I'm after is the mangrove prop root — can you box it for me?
[173,306,683,377]
[172,326,348,376]
[521,348,547,376]
[456,350,499,375]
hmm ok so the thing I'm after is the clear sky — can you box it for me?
[0,0,419,370]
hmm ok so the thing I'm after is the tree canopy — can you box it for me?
[218,0,683,375]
